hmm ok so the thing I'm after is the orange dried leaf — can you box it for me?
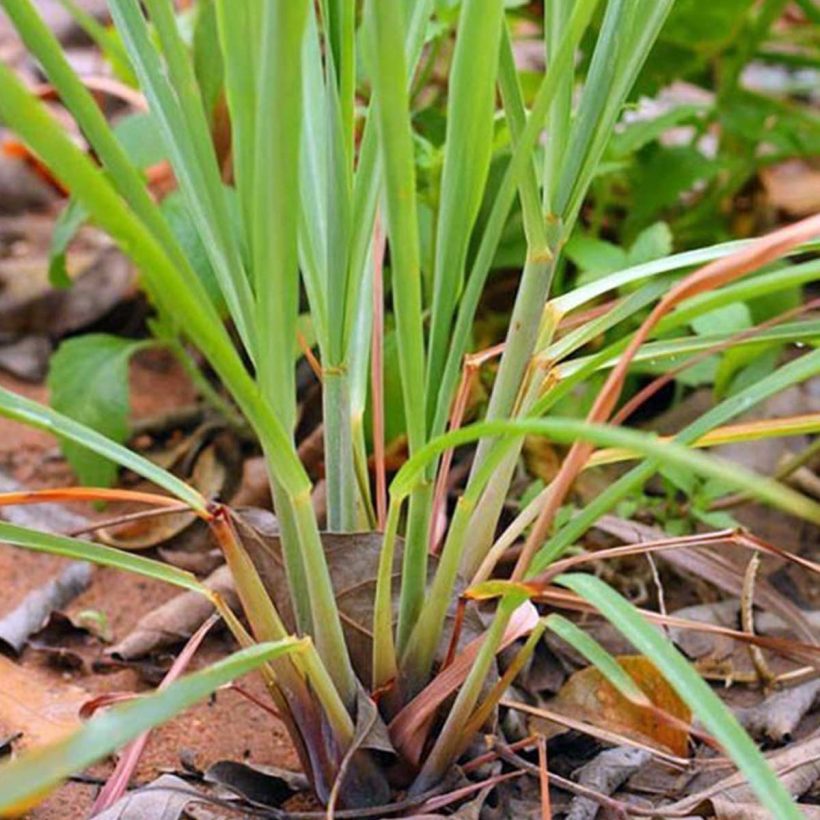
[550,655,691,756]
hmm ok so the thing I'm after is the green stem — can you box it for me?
[323,370,357,531]
[395,480,434,658]
[410,596,520,794]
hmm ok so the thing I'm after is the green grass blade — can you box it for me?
[557,573,802,819]
[555,0,675,229]
[0,520,204,594]
[363,0,426,456]
[0,386,206,511]
[214,0,261,245]
[393,417,820,526]
[429,0,600,443]
[0,0,206,305]
[109,0,257,359]
[542,0,573,211]
[544,614,648,703]
[426,0,506,424]
[55,0,135,83]
[552,238,820,316]
[0,640,308,814]
[532,346,820,572]
[556,319,820,380]
[252,0,309,429]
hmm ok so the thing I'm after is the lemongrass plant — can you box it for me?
[0,0,819,814]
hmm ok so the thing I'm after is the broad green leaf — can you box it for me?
[691,302,753,337]
[47,335,146,488]
[565,234,628,279]
[48,198,87,289]
[112,111,167,170]
[0,640,307,814]
[628,221,673,266]
[625,145,720,236]
[557,573,802,819]
[426,0,506,415]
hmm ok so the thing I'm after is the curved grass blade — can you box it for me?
[391,417,820,526]
[553,239,820,315]
[0,387,206,511]
[109,0,257,359]
[426,0,506,421]
[0,640,308,815]
[531,346,820,573]
[0,520,204,594]
[556,573,802,819]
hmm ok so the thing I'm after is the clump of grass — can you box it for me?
[0,0,817,815]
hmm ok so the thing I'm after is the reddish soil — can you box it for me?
[0,355,300,819]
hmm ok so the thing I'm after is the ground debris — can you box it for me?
[733,678,820,743]
[94,773,202,820]
[564,747,651,820]
[0,560,92,654]
[108,564,237,660]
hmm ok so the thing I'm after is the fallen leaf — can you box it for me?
[94,774,202,820]
[107,564,237,660]
[565,746,651,820]
[0,561,92,655]
[547,656,691,756]
[734,678,820,744]
[99,433,241,551]
[0,654,86,749]
[203,760,307,808]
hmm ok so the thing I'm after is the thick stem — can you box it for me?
[323,369,357,531]
[395,480,434,656]
[468,242,559,481]
[410,597,518,795]
[292,489,358,709]
[268,475,314,634]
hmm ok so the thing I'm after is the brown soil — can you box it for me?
[0,357,299,819]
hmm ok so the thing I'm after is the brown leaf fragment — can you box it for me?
[93,774,203,820]
[548,656,692,757]
[107,564,236,660]
[664,730,820,814]
[0,653,86,749]
[203,760,308,808]
[710,797,820,819]
[0,560,92,654]
[565,747,652,820]
[733,678,820,744]
[0,334,51,382]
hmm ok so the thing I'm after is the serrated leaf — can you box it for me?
[48,197,88,289]
[47,335,144,487]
